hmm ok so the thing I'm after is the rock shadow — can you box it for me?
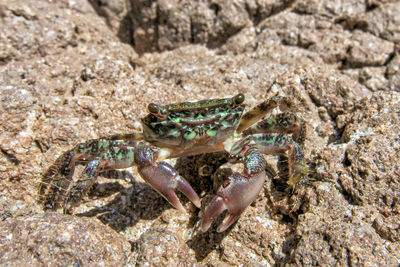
[75,169,171,232]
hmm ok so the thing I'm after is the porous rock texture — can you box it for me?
[0,0,399,265]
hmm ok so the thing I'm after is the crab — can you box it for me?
[39,94,308,232]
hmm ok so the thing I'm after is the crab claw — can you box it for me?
[201,170,266,232]
[138,162,201,212]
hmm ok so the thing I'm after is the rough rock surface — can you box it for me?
[0,213,131,266]
[1,0,399,266]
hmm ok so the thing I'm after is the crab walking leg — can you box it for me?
[252,133,308,186]
[236,96,293,133]
[108,132,144,142]
[242,113,306,143]
[63,157,103,212]
[40,139,133,210]
[201,136,267,232]
[39,149,78,210]
[61,140,140,212]
[66,141,200,212]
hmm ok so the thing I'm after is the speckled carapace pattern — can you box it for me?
[0,0,399,266]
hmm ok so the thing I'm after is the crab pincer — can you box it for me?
[201,171,266,232]
[138,162,201,211]
[134,142,201,211]
[201,141,268,232]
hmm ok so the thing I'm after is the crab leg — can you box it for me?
[242,113,306,143]
[201,136,267,232]
[236,96,293,133]
[108,132,144,142]
[39,139,130,211]
[252,133,308,186]
[39,139,131,210]
[39,149,78,210]
[41,139,201,213]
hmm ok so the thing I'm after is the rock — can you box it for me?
[0,213,131,266]
[132,228,193,265]
[1,0,399,265]
[126,0,295,53]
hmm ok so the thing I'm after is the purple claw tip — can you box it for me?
[176,204,186,213]
[193,199,201,209]
[201,196,227,232]
[201,221,212,233]
[216,213,239,232]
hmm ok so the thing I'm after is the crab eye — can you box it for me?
[148,103,160,114]
[233,93,245,104]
